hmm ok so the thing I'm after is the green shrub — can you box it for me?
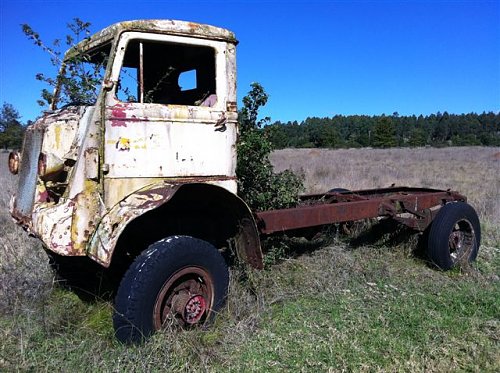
[236,83,304,212]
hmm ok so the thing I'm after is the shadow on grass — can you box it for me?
[47,251,120,302]
[348,219,427,254]
[50,219,432,301]
[262,219,429,267]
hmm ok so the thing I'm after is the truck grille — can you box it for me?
[14,127,44,218]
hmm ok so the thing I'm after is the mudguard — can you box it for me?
[87,181,263,269]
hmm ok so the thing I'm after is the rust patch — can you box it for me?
[257,188,466,234]
[236,218,263,269]
[88,182,181,266]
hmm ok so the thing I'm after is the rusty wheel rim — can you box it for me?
[153,267,214,330]
[448,219,475,264]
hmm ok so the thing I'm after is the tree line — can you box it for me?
[264,111,500,149]
[2,105,499,151]
[0,103,25,150]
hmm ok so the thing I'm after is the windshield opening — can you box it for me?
[51,43,111,110]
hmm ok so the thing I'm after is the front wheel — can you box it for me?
[113,235,229,344]
[427,202,481,270]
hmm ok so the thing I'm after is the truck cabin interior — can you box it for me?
[117,39,216,106]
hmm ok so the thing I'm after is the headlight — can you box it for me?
[8,151,20,175]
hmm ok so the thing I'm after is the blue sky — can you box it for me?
[0,0,499,123]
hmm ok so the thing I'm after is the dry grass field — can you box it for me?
[0,147,499,371]
[272,147,500,244]
[0,153,52,315]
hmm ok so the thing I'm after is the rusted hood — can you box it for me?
[10,105,94,235]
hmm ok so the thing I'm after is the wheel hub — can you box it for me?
[153,267,214,330]
[448,220,474,263]
[171,291,207,324]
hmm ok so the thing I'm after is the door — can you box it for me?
[103,32,237,205]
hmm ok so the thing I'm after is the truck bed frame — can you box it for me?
[256,187,466,235]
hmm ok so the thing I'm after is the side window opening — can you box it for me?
[116,39,217,107]
[179,70,196,91]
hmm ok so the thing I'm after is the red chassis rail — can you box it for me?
[255,187,466,235]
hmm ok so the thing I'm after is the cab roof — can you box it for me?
[64,19,237,60]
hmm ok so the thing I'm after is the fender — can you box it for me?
[87,181,263,269]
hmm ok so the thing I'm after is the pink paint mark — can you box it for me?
[111,106,128,127]
[38,190,49,202]
[111,120,127,128]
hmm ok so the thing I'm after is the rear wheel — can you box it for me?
[427,202,480,270]
[327,188,350,194]
[113,235,229,344]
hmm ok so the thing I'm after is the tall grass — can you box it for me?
[0,148,499,371]
[0,153,52,316]
[272,146,500,245]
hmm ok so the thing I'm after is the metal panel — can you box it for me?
[256,189,465,234]
[14,127,44,218]
[104,105,237,179]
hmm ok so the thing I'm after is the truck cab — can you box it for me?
[10,19,262,274]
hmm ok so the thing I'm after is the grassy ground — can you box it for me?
[1,147,499,371]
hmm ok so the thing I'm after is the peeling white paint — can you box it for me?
[12,19,241,266]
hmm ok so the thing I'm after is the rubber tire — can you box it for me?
[113,235,229,344]
[427,202,480,270]
[328,188,350,193]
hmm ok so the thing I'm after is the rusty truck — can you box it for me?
[8,20,481,344]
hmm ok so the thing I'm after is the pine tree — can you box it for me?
[0,103,24,150]
[372,116,397,148]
